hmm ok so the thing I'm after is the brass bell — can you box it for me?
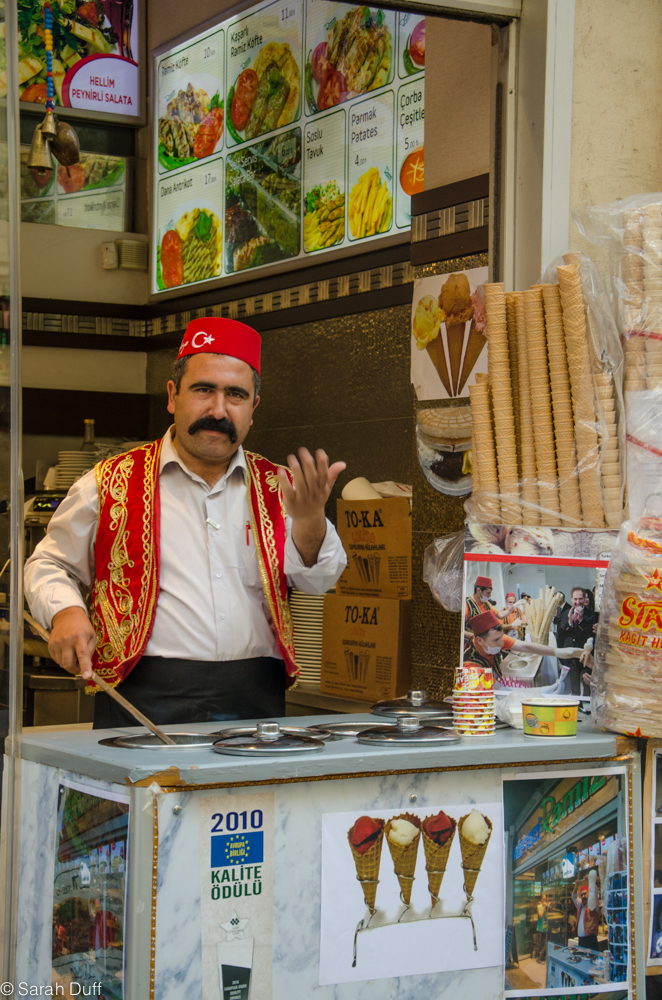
[40,108,58,140]
[50,119,80,167]
[26,123,53,177]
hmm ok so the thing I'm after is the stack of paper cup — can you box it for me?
[453,665,495,736]
[642,204,662,337]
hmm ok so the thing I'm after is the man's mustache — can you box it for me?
[188,416,238,444]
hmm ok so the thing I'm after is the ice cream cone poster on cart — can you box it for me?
[197,792,275,1000]
[319,803,503,985]
[411,266,489,400]
[503,768,630,997]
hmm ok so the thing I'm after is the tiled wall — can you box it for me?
[147,303,415,521]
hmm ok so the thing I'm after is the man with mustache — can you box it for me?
[24,319,347,727]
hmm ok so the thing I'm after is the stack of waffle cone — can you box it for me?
[621,208,644,346]
[347,826,384,914]
[642,204,662,339]
[595,371,623,528]
[459,814,493,899]
[422,817,457,907]
[505,292,521,470]
[541,283,583,525]
[469,374,500,522]
[557,262,605,527]
[514,293,540,524]
[522,288,560,526]
[485,282,521,524]
[385,814,421,906]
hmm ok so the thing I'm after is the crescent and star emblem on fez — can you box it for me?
[191,332,216,349]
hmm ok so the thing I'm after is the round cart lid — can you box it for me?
[98,732,219,750]
[212,722,326,756]
[371,689,451,719]
[357,715,462,746]
[309,721,396,738]
[212,724,334,742]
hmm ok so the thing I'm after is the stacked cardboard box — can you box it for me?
[321,497,412,703]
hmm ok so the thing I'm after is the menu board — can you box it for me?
[152,2,425,294]
[20,149,128,231]
[13,0,141,119]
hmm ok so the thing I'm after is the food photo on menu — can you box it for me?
[305,3,395,114]
[225,129,301,272]
[227,45,301,144]
[13,0,136,105]
[398,13,425,76]
[319,803,503,986]
[158,86,224,170]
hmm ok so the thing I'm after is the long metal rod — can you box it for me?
[1,0,24,984]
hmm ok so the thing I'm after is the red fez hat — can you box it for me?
[475,576,493,588]
[177,318,261,373]
[505,592,516,601]
[468,610,501,635]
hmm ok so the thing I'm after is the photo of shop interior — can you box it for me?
[504,773,627,993]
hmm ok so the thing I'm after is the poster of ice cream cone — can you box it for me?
[198,792,274,1000]
[319,802,503,985]
[411,266,489,400]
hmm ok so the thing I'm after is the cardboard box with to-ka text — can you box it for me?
[336,497,412,599]
[320,594,412,702]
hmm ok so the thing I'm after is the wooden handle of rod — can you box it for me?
[23,610,176,746]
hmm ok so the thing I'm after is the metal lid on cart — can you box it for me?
[357,716,462,745]
[371,689,451,719]
[213,724,334,742]
[309,721,395,738]
[212,722,326,756]
[98,732,220,749]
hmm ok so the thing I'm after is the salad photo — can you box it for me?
[227,42,300,145]
[401,17,424,76]
[158,83,224,172]
[11,0,135,105]
[305,5,393,115]
[225,129,301,272]
[157,207,223,290]
[56,153,125,194]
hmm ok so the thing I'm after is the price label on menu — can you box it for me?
[156,162,224,291]
[395,78,424,229]
[156,27,225,175]
[56,190,125,230]
[225,0,303,147]
[347,90,394,242]
[303,109,346,254]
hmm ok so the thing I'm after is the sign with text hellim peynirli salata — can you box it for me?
[198,792,274,1000]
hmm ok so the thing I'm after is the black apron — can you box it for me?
[93,655,287,729]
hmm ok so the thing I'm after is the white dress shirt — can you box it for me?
[24,428,347,662]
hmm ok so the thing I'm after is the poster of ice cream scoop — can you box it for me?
[411,266,489,400]
[198,792,274,1000]
[319,803,503,985]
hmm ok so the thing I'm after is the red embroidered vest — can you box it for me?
[88,440,298,692]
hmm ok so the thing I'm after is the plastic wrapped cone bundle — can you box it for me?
[446,322,467,394]
[385,814,421,906]
[457,322,487,395]
[421,821,456,906]
[458,813,493,898]
[347,827,384,914]
[426,335,452,396]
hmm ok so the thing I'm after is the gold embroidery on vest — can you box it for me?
[246,453,296,667]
